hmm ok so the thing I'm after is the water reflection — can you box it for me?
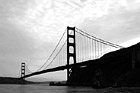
[19,85,27,93]
[65,86,98,93]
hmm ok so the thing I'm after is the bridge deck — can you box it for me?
[22,60,99,78]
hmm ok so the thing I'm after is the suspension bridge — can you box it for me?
[20,26,125,85]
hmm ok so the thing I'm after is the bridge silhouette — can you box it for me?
[20,26,123,84]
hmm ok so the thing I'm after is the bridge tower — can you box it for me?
[21,62,25,79]
[67,26,76,83]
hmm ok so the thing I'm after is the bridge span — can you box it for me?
[19,26,140,87]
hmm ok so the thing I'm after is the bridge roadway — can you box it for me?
[22,60,98,78]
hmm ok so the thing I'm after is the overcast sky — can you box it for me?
[0,0,140,81]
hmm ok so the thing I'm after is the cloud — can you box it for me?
[0,20,35,76]
[0,24,32,55]
[78,0,140,45]
[0,20,59,72]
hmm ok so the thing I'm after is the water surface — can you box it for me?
[0,84,98,93]
[1,84,139,93]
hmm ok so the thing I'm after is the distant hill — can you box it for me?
[0,77,35,84]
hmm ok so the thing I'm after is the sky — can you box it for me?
[0,0,140,81]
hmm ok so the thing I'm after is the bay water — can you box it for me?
[0,84,99,93]
[1,84,138,93]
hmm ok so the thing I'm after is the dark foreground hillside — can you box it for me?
[67,42,140,88]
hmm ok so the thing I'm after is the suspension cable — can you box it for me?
[44,30,74,69]
[36,29,67,71]
[45,40,67,69]
[25,64,33,73]
[75,27,124,48]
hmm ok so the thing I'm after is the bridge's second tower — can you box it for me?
[67,26,76,83]
[21,62,25,79]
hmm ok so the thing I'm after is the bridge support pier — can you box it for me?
[21,63,25,79]
[67,26,76,84]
